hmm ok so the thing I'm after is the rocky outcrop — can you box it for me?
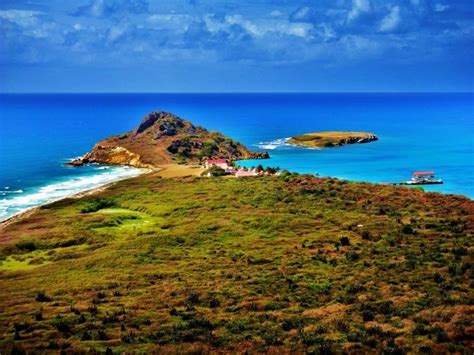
[336,134,378,146]
[67,145,153,169]
[67,110,269,168]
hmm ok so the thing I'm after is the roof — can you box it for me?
[206,159,227,164]
[413,171,435,176]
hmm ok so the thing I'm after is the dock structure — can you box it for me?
[399,171,443,185]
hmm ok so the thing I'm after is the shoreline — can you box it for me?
[1,160,471,231]
[0,167,154,230]
[0,163,206,230]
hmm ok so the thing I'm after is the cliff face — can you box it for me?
[68,111,269,168]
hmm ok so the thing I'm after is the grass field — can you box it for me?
[0,172,472,353]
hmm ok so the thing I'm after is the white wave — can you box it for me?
[0,166,146,221]
[0,189,23,194]
[255,137,292,150]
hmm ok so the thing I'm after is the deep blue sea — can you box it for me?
[0,93,473,220]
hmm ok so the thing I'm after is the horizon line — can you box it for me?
[1,91,473,95]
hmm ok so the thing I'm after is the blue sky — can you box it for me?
[0,0,473,92]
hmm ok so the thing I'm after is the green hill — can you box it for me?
[0,172,472,353]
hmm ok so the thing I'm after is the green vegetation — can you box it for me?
[203,165,228,177]
[288,131,377,148]
[0,173,472,353]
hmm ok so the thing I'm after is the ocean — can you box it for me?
[0,93,473,220]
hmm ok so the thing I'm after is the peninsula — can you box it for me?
[67,111,269,169]
[1,113,472,354]
[289,131,378,148]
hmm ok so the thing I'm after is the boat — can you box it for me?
[400,171,443,185]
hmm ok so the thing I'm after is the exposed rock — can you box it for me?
[251,151,270,159]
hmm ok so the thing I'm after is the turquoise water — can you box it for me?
[0,93,473,220]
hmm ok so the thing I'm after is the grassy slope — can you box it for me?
[0,173,473,353]
[289,131,375,148]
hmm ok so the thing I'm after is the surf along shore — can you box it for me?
[0,163,207,229]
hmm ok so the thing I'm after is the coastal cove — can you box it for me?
[0,93,473,221]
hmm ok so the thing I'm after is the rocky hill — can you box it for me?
[68,111,269,168]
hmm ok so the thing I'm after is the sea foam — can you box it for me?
[255,138,292,150]
[0,165,145,221]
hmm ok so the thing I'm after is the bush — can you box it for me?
[16,240,38,252]
[362,310,375,322]
[51,316,74,334]
[401,224,414,234]
[187,292,200,305]
[35,292,51,302]
[340,236,350,246]
[205,166,227,177]
[80,198,116,213]
[361,230,371,240]
[263,301,288,311]
[346,251,359,262]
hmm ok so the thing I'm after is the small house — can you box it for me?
[235,168,259,177]
[205,159,229,170]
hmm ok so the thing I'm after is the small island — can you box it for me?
[288,131,378,148]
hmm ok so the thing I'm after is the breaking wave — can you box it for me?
[0,165,145,221]
[255,137,292,150]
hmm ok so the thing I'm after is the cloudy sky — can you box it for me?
[0,0,473,92]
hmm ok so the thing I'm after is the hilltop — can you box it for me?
[68,111,269,168]
[289,131,378,148]
[0,172,472,353]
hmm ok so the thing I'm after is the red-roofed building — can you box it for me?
[205,159,229,170]
[413,171,435,176]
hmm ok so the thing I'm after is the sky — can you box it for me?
[0,0,473,92]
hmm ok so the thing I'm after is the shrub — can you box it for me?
[362,310,375,322]
[346,251,359,262]
[401,225,414,234]
[204,166,227,177]
[263,301,288,311]
[35,292,51,302]
[261,327,283,346]
[187,292,200,305]
[34,310,44,321]
[361,230,371,240]
[80,198,116,213]
[209,297,220,308]
[282,316,304,331]
[51,316,73,334]
[340,236,350,246]
[16,240,38,252]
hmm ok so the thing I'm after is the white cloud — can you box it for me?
[0,9,55,39]
[434,3,449,12]
[347,0,371,22]
[379,6,401,32]
[0,10,43,27]
[270,10,282,17]
[108,24,128,41]
[147,13,196,31]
